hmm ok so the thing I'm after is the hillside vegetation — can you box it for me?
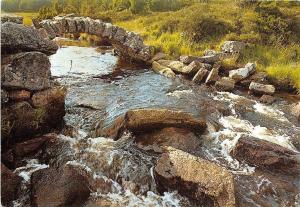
[3,0,300,89]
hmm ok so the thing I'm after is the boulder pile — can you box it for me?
[36,15,152,62]
[1,22,65,147]
[152,41,278,101]
[1,22,66,206]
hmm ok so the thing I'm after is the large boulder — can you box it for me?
[154,147,235,207]
[135,127,201,153]
[2,52,51,91]
[93,108,206,139]
[229,63,256,81]
[231,136,300,174]
[31,165,90,207]
[152,61,175,78]
[1,22,58,55]
[1,163,22,206]
[249,82,275,95]
[221,41,245,53]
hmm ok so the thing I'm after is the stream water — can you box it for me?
[14,45,300,207]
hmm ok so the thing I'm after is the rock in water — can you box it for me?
[93,108,206,139]
[152,61,176,78]
[221,41,245,53]
[2,52,51,91]
[259,94,275,105]
[231,136,300,174]
[154,147,235,207]
[1,163,22,205]
[135,127,201,153]
[249,82,275,95]
[215,77,235,91]
[157,60,185,73]
[1,22,58,55]
[31,165,90,207]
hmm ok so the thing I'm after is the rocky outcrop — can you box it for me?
[154,147,235,207]
[1,22,65,148]
[2,52,51,91]
[231,136,300,174]
[93,108,206,139]
[249,82,275,95]
[1,15,23,24]
[1,163,22,205]
[38,16,152,62]
[1,22,58,55]
[221,41,245,53]
[31,165,90,207]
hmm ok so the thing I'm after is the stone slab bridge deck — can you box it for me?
[36,15,152,63]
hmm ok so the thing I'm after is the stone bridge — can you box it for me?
[36,15,152,63]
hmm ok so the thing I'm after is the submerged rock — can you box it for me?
[2,52,51,91]
[1,163,22,206]
[1,22,58,55]
[231,136,300,174]
[249,82,275,95]
[154,147,235,207]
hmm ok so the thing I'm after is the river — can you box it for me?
[14,44,300,207]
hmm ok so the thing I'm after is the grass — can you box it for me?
[113,3,300,90]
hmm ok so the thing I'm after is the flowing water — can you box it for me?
[14,45,300,207]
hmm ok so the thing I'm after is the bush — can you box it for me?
[181,14,232,42]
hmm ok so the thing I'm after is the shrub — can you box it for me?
[181,14,232,42]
